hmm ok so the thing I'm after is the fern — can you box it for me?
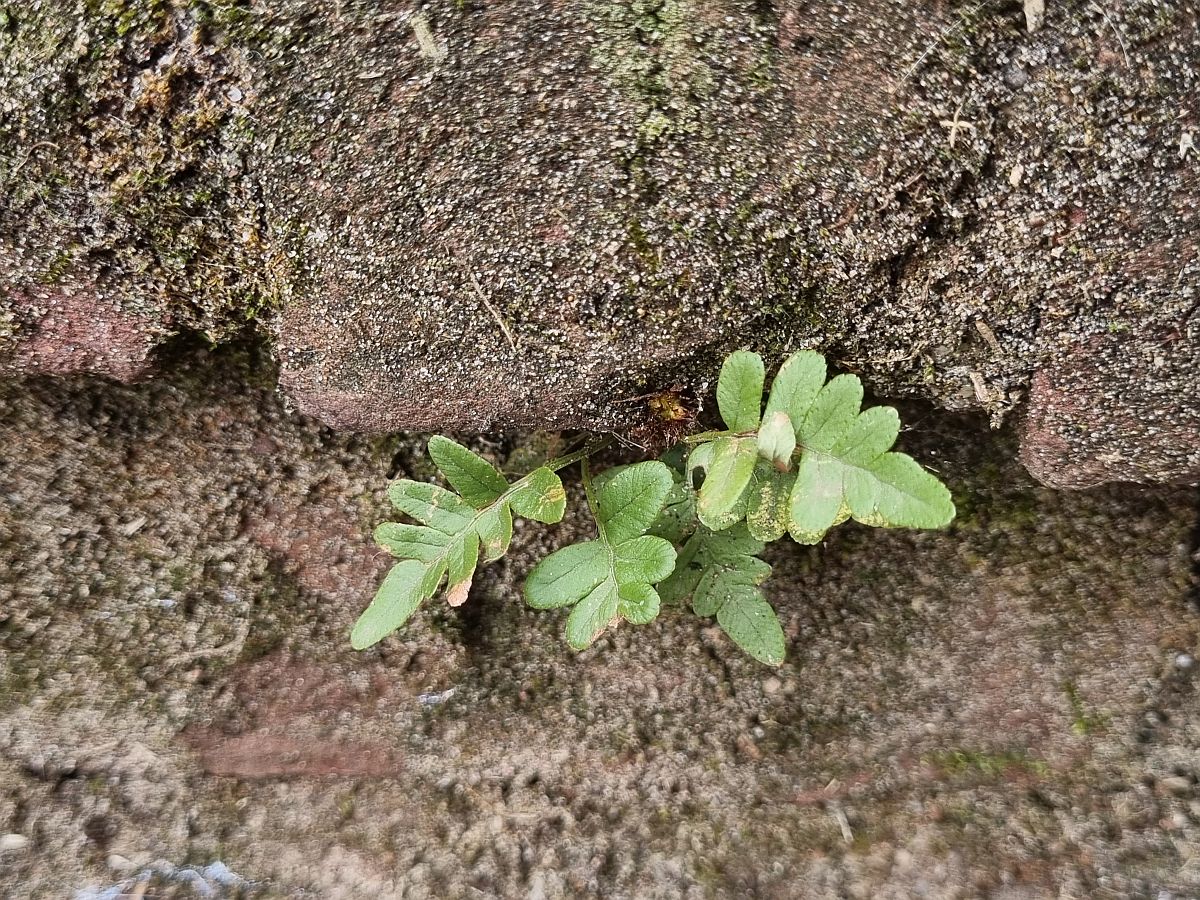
[659,523,783,665]
[525,461,676,649]
[688,350,956,544]
[354,351,956,665]
[351,436,569,649]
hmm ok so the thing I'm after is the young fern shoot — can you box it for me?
[353,351,956,664]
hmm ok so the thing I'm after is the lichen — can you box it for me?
[0,0,298,349]
[587,0,715,148]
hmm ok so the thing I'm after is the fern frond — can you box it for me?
[352,437,567,649]
[524,461,676,650]
[689,351,955,544]
[658,523,784,665]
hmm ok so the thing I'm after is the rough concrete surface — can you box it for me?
[1,2,1197,486]
[1,345,1198,898]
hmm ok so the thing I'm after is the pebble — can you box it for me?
[0,834,29,852]
[1160,776,1192,797]
[1175,653,1194,670]
[1003,65,1030,89]
[107,853,136,873]
[763,677,782,695]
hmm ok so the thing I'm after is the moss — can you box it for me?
[1127,2,1180,42]
[0,650,41,710]
[925,748,1050,779]
[238,565,308,662]
[188,0,255,31]
[587,0,715,154]
[38,250,75,285]
[1,0,295,347]
[625,218,660,270]
[84,0,170,38]
[1063,682,1111,737]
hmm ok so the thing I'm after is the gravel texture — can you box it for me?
[1,344,1198,898]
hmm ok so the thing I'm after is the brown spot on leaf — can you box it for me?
[445,575,472,608]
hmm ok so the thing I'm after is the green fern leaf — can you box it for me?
[694,435,757,530]
[353,437,567,649]
[689,350,955,544]
[658,524,784,665]
[690,352,762,529]
[525,461,676,650]
[744,460,795,542]
[762,349,826,426]
[716,350,765,432]
[787,368,953,543]
[647,464,696,545]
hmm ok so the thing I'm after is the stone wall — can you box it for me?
[2,1,1197,488]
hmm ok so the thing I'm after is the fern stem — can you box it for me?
[544,437,612,473]
[579,457,605,541]
[682,429,733,444]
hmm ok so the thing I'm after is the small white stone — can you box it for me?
[1175,653,1194,670]
[1160,775,1192,797]
[0,834,29,852]
[107,853,136,873]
